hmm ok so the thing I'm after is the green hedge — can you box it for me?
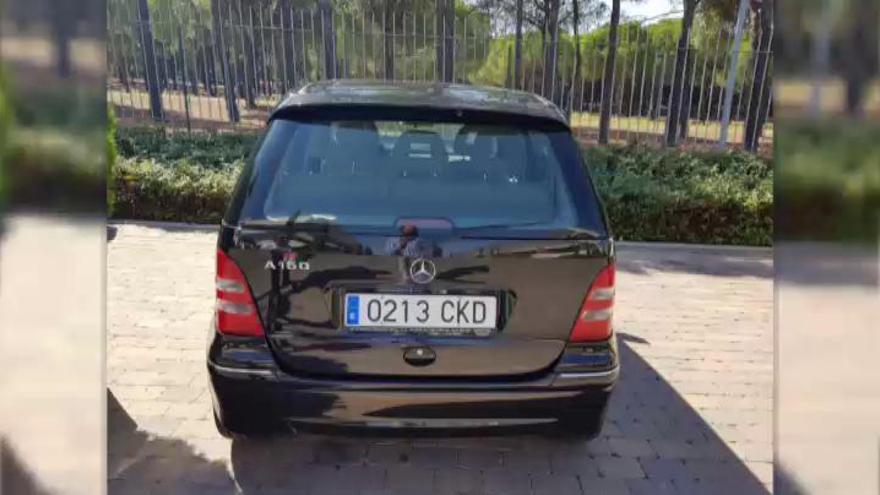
[116,126,257,168]
[0,72,107,212]
[113,127,255,223]
[113,127,773,245]
[4,128,107,211]
[585,145,773,245]
[114,157,237,223]
[776,120,880,245]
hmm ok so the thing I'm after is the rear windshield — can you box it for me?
[238,116,606,234]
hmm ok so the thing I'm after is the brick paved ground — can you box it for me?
[107,222,773,495]
[775,243,880,495]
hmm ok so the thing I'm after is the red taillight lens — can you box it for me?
[569,263,615,342]
[216,249,263,337]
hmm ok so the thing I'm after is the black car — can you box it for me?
[209,80,618,439]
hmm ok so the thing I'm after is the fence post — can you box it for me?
[136,0,163,121]
[719,0,749,147]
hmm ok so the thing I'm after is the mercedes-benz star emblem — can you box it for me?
[409,258,437,284]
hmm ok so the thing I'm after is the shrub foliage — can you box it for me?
[113,127,773,245]
[585,145,772,245]
[114,157,238,223]
[775,120,880,244]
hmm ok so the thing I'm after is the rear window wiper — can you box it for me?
[457,222,603,240]
[237,214,370,253]
[238,210,335,232]
[239,219,331,232]
[455,221,549,232]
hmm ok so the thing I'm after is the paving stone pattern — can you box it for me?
[107,223,773,494]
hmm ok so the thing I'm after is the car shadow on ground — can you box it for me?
[775,241,878,287]
[0,436,54,495]
[219,340,769,494]
[107,342,769,495]
[616,244,773,279]
[107,390,237,494]
[774,462,809,495]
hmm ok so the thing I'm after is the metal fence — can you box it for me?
[107,0,773,152]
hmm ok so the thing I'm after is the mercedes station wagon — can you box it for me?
[209,80,618,439]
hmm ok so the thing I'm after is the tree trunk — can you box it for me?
[280,0,296,88]
[196,37,208,94]
[809,0,833,116]
[238,1,257,108]
[384,3,395,79]
[318,0,336,79]
[50,0,73,78]
[678,49,694,139]
[136,0,163,121]
[665,0,697,147]
[718,0,748,145]
[168,51,179,91]
[119,59,131,91]
[573,0,581,106]
[203,29,217,96]
[211,0,239,122]
[598,0,620,144]
[435,0,455,82]
[178,28,193,132]
[445,0,455,81]
[514,0,524,89]
[843,0,878,116]
[541,0,560,101]
[188,50,200,96]
[253,7,267,94]
[744,0,773,151]
[573,0,581,81]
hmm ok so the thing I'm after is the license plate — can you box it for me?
[344,293,497,330]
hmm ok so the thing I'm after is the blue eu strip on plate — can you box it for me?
[346,295,360,326]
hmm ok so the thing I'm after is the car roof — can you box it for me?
[270,80,569,126]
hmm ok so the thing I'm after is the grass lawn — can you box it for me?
[775,78,880,117]
[569,111,774,146]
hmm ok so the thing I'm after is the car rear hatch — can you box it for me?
[222,106,612,380]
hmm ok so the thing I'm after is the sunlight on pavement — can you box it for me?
[0,215,104,495]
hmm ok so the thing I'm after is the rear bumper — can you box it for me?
[208,357,617,433]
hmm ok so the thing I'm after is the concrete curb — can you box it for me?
[617,241,772,255]
[109,220,774,254]
[110,219,219,232]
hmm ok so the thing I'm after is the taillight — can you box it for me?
[569,263,615,342]
[216,249,263,337]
